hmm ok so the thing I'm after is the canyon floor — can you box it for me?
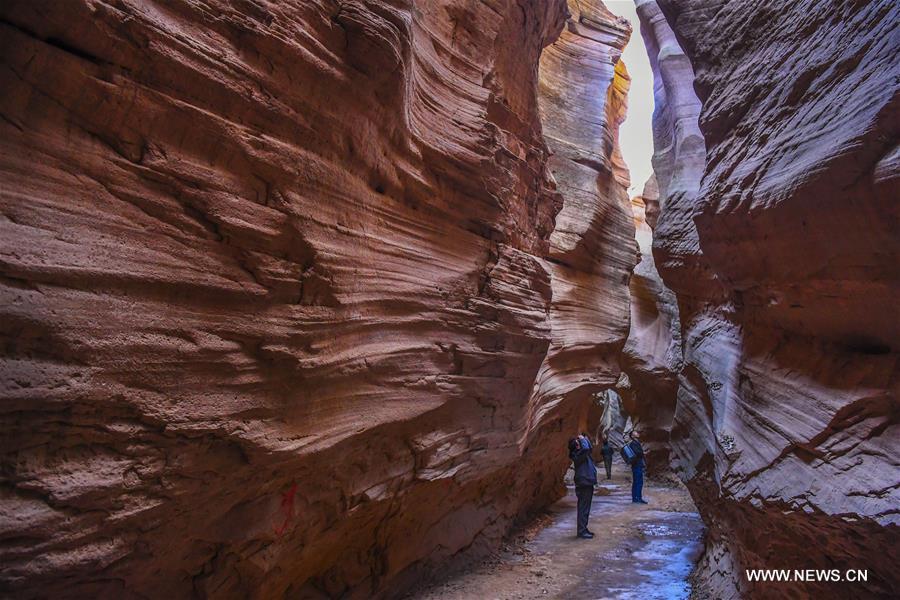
[410,473,705,600]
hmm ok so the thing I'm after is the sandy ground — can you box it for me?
[409,472,704,600]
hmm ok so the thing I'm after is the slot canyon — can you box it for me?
[0,0,897,598]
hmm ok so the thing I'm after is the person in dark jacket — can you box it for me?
[568,433,598,538]
[600,437,614,479]
[626,432,648,504]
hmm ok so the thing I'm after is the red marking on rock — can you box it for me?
[273,483,298,537]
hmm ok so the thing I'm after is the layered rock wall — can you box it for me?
[0,0,634,597]
[642,0,900,597]
[618,176,681,472]
[533,0,637,442]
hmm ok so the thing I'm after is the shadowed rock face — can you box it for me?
[642,0,900,597]
[0,0,635,597]
[618,181,681,473]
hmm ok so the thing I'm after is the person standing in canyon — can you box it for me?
[569,434,598,538]
[600,437,614,479]
[625,432,647,504]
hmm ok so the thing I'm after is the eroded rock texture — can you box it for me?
[643,0,900,597]
[534,0,637,442]
[0,0,635,597]
[618,179,681,473]
[594,386,629,449]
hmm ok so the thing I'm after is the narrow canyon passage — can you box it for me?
[410,474,703,600]
[1,0,897,599]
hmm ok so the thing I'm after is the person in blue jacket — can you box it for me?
[568,433,598,538]
[626,431,648,504]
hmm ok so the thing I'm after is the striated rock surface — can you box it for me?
[533,0,637,441]
[618,178,681,472]
[0,0,635,597]
[643,0,900,597]
[636,0,710,298]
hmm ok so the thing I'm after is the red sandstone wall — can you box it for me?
[618,177,682,472]
[643,0,900,596]
[0,1,635,596]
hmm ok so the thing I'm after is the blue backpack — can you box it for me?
[620,443,636,465]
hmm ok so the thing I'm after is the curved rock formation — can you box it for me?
[594,386,629,449]
[0,0,635,597]
[636,0,709,297]
[618,179,681,472]
[642,0,900,597]
[533,0,637,441]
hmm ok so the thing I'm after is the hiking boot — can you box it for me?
[577,532,594,539]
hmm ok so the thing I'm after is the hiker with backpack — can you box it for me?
[568,433,598,538]
[620,431,648,504]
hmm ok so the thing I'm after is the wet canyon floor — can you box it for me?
[411,472,705,600]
